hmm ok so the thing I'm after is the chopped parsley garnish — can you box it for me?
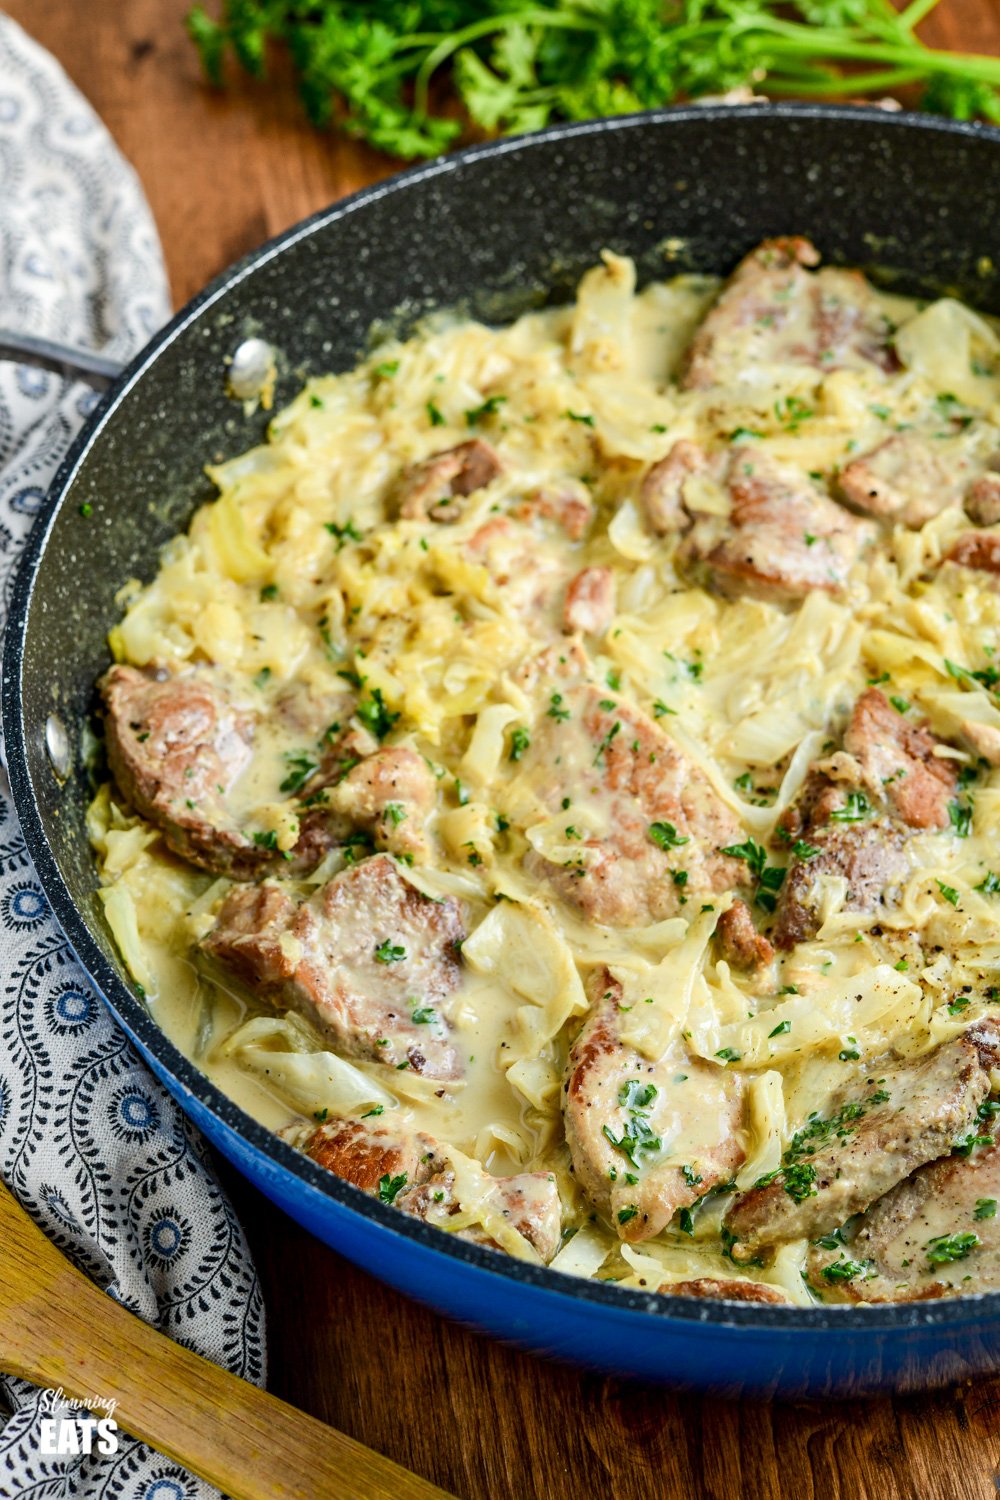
[603,1077,662,1169]
[378,1173,408,1204]
[768,1019,791,1038]
[547,693,570,721]
[830,791,870,823]
[249,830,291,861]
[681,1165,703,1188]
[617,1206,638,1225]
[361,1104,384,1118]
[509,726,530,762]
[949,800,973,838]
[952,1132,993,1158]
[280,752,320,795]
[715,1047,741,1063]
[820,1257,866,1283]
[619,1080,658,1111]
[719,836,786,910]
[720,837,767,879]
[774,395,814,430]
[934,391,973,428]
[357,687,400,740]
[325,517,363,548]
[373,359,399,378]
[792,840,821,860]
[564,409,595,426]
[975,1198,998,1221]
[678,1207,695,1235]
[411,1006,436,1024]
[782,1162,818,1202]
[976,872,1000,894]
[385,801,406,827]
[652,699,676,717]
[374,940,407,963]
[889,695,910,715]
[593,720,621,765]
[948,996,971,1016]
[936,880,960,907]
[945,657,1000,694]
[925,1232,978,1266]
[649,821,689,851]
[260,583,279,601]
[426,399,445,426]
[465,394,507,425]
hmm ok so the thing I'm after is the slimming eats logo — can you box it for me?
[37,1388,119,1456]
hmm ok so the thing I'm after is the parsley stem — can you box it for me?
[896,0,945,30]
[750,24,1000,84]
[767,64,930,93]
[413,9,601,117]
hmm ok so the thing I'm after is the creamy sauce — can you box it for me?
[91,251,1000,1302]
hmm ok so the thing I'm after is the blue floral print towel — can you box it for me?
[0,16,266,1498]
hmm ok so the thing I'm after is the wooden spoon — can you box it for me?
[0,1181,454,1500]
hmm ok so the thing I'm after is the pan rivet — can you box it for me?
[227,338,276,402]
[45,713,71,780]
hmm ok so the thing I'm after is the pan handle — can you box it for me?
[0,330,124,391]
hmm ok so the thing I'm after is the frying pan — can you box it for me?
[5,103,1000,1398]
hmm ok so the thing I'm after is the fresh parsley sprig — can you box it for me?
[188,0,1000,163]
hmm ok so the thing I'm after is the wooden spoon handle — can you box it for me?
[3,1194,453,1500]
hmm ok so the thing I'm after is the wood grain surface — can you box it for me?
[6,3,1000,1497]
[0,1183,454,1500]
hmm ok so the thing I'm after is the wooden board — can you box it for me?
[6,3,1000,1495]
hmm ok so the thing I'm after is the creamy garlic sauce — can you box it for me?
[91,253,1000,1302]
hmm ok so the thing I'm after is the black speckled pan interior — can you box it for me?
[6,104,1000,1394]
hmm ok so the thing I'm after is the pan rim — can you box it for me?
[7,100,1000,1337]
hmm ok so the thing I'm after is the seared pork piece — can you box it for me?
[298,1115,561,1261]
[807,1114,1000,1303]
[465,515,568,621]
[639,440,703,536]
[965,469,1000,527]
[682,447,874,602]
[563,566,614,635]
[326,746,435,860]
[838,434,971,529]
[273,682,358,744]
[202,854,465,1078]
[100,662,268,879]
[773,821,908,950]
[725,1021,1000,1261]
[564,969,745,1243]
[946,531,1000,574]
[302,1114,437,1192]
[397,439,502,522]
[716,899,775,973]
[772,689,956,948]
[398,1168,562,1262]
[514,480,593,540]
[519,662,743,926]
[682,237,896,391]
[658,1278,789,1305]
[844,687,957,831]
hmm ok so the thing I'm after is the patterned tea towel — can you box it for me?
[0,16,265,1498]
